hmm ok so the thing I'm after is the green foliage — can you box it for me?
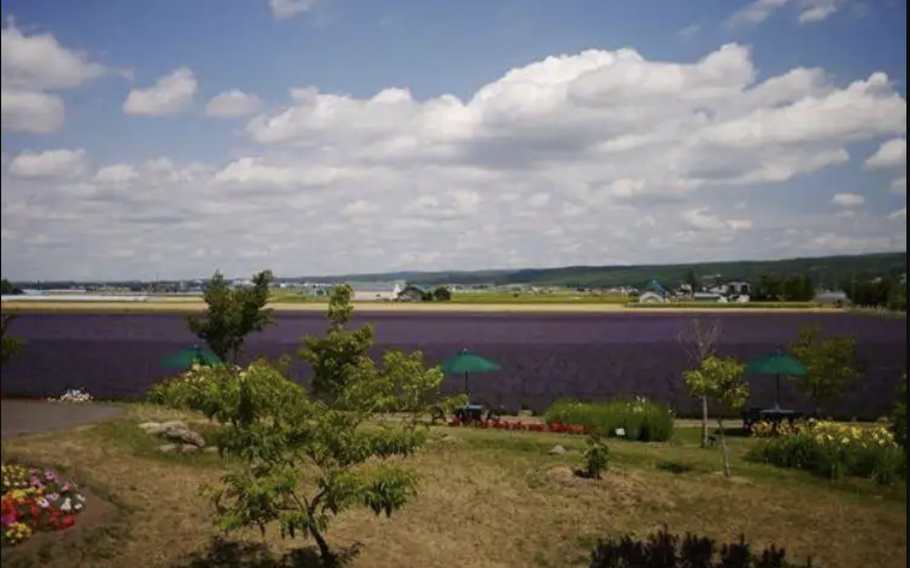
[431,286,452,302]
[747,422,905,485]
[1,279,23,295]
[842,272,907,311]
[752,273,815,302]
[683,356,749,414]
[147,363,222,410]
[683,356,748,476]
[155,285,454,565]
[582,435,610,479]
[0,314,24,366]
[894,374,907,450]
[305,252,905,290]
[187,270,275,363]
[543,398,675,442]
[589,527,821,568]
[787,325,860,416]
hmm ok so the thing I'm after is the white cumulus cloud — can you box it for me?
[205,89,263,118]
[831,193,866,207]
[2,42,907,280]
[9,149,88,179]
[1,21,107,133]
[123,67,197,116]
[727,0,850,28]
[866,138,906,170]
[269,0,320,20]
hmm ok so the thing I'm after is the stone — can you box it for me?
[138,422,167,436]
[165,428,206,448]
[549,444,568,455]
[160,421,189,433]
[179,444,200,454]
[158,444,179,454]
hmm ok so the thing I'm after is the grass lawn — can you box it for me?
[1,405,906,568]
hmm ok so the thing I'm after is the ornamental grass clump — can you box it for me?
[748,421,905,484]
[543,397,675,442]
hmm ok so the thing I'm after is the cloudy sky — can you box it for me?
[1,0,907,281]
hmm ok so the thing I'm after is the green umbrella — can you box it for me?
[161,345,223,369]
[746,350,807,409]
[441,349,500,397]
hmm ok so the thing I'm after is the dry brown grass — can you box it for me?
[0,300,840,315]
[2,406,906,568]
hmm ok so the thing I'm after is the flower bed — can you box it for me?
[446,418,593,435]
[543,398,675,442]
[747,421,906,484]
[1,464,86,546]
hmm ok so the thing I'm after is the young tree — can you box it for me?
[432,286,452,302]
[683,356,749,477]
[787,325,860,417]
[154,285,455,565]
[187,270,275,364]
[1,314,24,366]
[678,318,722,449]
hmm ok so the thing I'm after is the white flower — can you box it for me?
[60,497,73,512]
[74,503,83,512]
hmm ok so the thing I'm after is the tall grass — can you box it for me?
[543,398,675,442]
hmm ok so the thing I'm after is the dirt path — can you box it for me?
[1,400,123,440]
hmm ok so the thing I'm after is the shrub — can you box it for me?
[543,397,675,442]
[750,420,798,439]
[895,375,906,450]
[747,421,905,485]
[148,363,225,411]
[589,526,819,568]
[582,435,610,479]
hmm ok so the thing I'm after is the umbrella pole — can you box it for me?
[775,374,781,410]
[464,372,470,399]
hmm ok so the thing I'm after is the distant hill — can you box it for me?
[297,252,907,289]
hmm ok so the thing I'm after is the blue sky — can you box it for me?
[1,0,907,280]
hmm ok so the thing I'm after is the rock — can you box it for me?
[204,446,219,454]
[138,422,167,436]
[549,444,568,455]
[165,428,206,448]
[160,421,189,433]
[158,444,179,454]
[180,444,200,454]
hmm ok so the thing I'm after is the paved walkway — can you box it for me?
[1,400,124,440]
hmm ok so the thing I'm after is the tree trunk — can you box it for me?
[312,528,336,567]
[700,396,710,449]
[717,418,731,478]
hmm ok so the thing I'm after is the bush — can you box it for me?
[148,363,230,412]
[747,421,905,485]
[544,397,675,442]
[589,526,819,568]
[895,375,906,450]
[582,435,610,479]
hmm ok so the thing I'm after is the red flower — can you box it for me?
[61,515,75,529]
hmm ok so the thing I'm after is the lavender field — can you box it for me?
[2,311,906,419]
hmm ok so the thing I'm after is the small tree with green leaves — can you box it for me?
[154,286,458,565]
[678,318,722,449]
[581,435,610,479]
[187,270,275,364]
[683,356,749,478]
[787,325,860,417]
[432,286,452,302]
[1,314,24,366]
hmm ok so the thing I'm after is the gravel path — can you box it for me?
[1,400,123,440]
